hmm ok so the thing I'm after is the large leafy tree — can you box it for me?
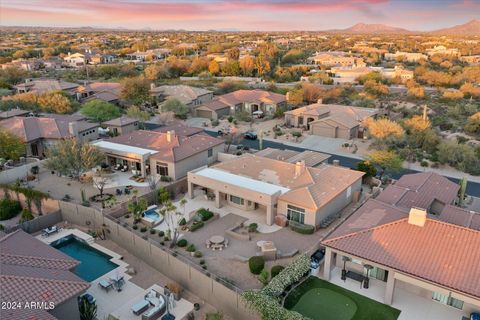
[0,129,25,160]
[120,76,150,105]
[80,99,121,122]
[45,139,104,180]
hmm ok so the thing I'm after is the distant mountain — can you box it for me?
[430,19,480,35]
[328,23,412,34]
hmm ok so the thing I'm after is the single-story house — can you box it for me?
[188,154,364,226]
[14,78,79,96]
[150,85,213,109]
[255,147,330,167]
[102,116,139,136]
[0,108,30,119]
[0,230,90,320]
[285,103,378,139]
[93,130,224,179]
[76,82,121,104]
[322,172,480,316]
[154,123,204,137]
[194,90,287,120]
[0,115,99,157]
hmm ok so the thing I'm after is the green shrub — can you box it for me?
[248,223,258,233]
[197,208,214,221]
[19,208,34,223]
[140,227,147,233]
[132,224,138,230]
[291,131,302,138]
[202,265,207,270]
[199,259,205,265]
[190,221,204,232]
[289,220,314,234]
[259,270,270,285]
[211,119,219,126]
[194,250,203,258]
[0,199,22,220]
[160,175,172,182]
[227,116,234,123]
[150,228,156,234]
[179,217,187,226]
[158,230,165,237]
[271,265,285,278]
[177,239,188,247]
[186,244,196,252]
[249,256,265,275]
[421,160,429,167]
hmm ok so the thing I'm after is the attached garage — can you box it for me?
[196,108,214,119]
[195,100,231,120]
[310,118,358,139]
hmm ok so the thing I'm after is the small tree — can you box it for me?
[92,170,110,208]
[19,208,34,223]
[45,139,104,180]
[80,99,121,122]
[120,76,150,105]
[162,98,189,119]
[79,299,97,320]
[159,201,181,248]
[179,198,188,216]
[367,150,403,180]
[126,105,150,129]
[356,160,377,178]
[128,191,148,223]
[0,129,25,160]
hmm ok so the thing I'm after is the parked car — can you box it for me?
[218,127,231,135]
[471,313,480,320]
[244,131,257,140]
[310,248,326,266]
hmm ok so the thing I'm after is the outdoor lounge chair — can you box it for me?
[42,226,59,237]
[98,279,114,292]
[131,299,150,315]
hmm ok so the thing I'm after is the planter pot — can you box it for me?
[363,277,369,289]
[341,269,347,280]
[193,303,200,311]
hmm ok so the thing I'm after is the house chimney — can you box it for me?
[408,207,427,227]
[68,122,79,138]
[317,98,323,104]
[332,159,340,166]
[166,130,175,143]
[295,160,306,177]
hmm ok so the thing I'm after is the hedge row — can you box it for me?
[197,208,214,221]
[190,221,204,232]
[0,199,22,221]
[289,220,314,234]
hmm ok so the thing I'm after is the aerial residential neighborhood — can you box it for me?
[0,2,479,320]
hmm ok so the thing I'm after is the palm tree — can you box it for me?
[179,198,187,217]
[79,300,97,320]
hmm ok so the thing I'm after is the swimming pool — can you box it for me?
[51,235,118,282]
[144,207,161,221]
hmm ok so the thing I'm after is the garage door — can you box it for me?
[196,109,214,119]
[311,124,336,138]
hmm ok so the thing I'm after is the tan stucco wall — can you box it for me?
[109,122,139,135]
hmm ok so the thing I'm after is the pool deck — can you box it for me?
[37,228,198,320]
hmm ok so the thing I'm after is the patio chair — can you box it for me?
[121,165,128,172]
[131,299,150,315]
[205,240,211,248]
[98,279,114,292]
[116,189,123,196]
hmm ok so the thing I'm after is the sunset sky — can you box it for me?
[1,0,479,31]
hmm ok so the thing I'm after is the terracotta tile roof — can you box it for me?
[196,99,230,111]
[108,130,223,162]
[103,116,137,127]
[285,103,378,125]
[150,85,212,105]
[439,205,480,231]
[14,79,79,94]
[217,89,286,106]
[0,108,30,119]
[0,231,89,320]
[0,116,98,142]
[155,123,203,137]
[212,154,363,210]
[376,172,459,210]
[255,148,330,167]
[323,218,480,299]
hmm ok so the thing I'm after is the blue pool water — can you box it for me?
[51,235,118,282]
[144,207,161,221]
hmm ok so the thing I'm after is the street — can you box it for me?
[205,130,480,197]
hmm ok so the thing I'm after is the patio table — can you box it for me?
[209,235,225,245]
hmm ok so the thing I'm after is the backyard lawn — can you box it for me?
[284,276,400,320]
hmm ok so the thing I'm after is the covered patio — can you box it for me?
[92,140,154,177]
[187,166,290,226]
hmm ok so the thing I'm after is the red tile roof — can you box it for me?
[108,130,223,162]
[0,231,89,320]
[323,218,480,299]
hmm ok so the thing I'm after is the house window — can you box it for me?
[287,205,305,224]
[432,292,464,310]
[207,148,213,157]
[298,117,304,125]
[156,162,168,176]
[229,195,244,205]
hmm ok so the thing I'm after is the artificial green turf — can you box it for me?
[284,276,401,320]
